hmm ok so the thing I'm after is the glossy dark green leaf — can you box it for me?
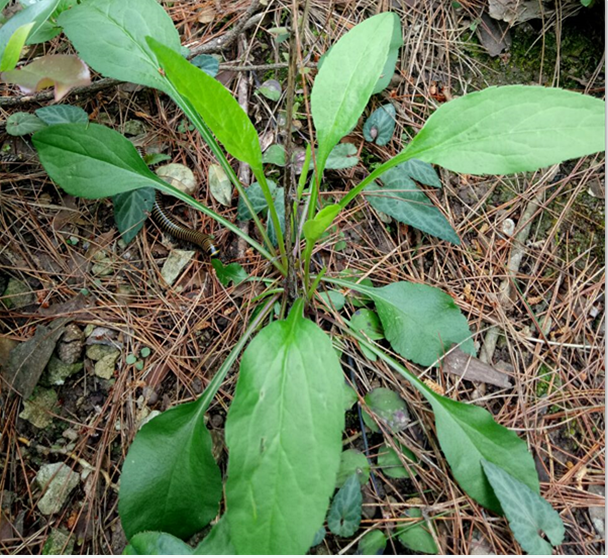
[362,387,410,433]
[327,474,362,537]
[149,38,263,171]
[363,104,396,146]
[123,532,194,555]
[404,85,606,174]
[211,259,248,287]
[224,301,345,554]
[396,508,438,554]
[400,159,442,188]
[311,526,326,547]
[35,104,88,125]
[6,112,46,136]
[325,142,358,169]
[481,460,564,554]
[377,443,417,479]
[364,165,459,244]
[311,12,398,172]
[191,54,219,78]
[113,187,155,244]
[236,180,278,220]
[336,449,370,488]
[119,400,222,540]
[358,530,387,555]
[58,0,180,94]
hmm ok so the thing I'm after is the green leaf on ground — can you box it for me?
[124,532,193,555]
[377,443,418,479]
[36,104,88,125]
[400,158,442,188]
[358,530,387,555]
[59,0,180,94]
[336,449,370,488]
[267,186,285,247]
[211,259,248,287]
[362,387,410,433]
[325,142,359,169]
[194,517,235,555]
[327,474,362,537]
[224,301,345,554]
[363,104,396,146]
[257,79,281,101]
[6,112,47,136]
[237,180,278,220]
[364,164,459,244]
[119,400,222,540]
[396,508,438,554]
[349,309,383,361]
[191,54,219,77]
[113,187,155,244]
[262,144,286,166]
[481,460,565,554]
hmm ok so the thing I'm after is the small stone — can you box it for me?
[1,278,34,309]
[160,250,195,286]
[86,326,120,348]
[588,485,605,537]
[45,355,83,385]
[156,163,197,196]
[0,336,18,362]
[86,344,119,362]
[35,463,79,515]
[19,388,58,429]
[42,528,75,554]
[94,351,120,379]
[122,120,146,136]
[62,428,79,441]
[56,324,84,365]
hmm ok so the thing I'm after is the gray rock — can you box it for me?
[94,350,120,379]
[35,463,79,515]
[86,344,119,362]
[45,355,83,385]
[588,485,605,537]
[1,278,34,309]
[56,324,84,364]
[19,388,58,429]
[42,528,75,554]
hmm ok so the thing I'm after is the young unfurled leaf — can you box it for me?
[364,164,459,244]
[396,508,438,554]
[6,111,46,136]
[257,79,281,102]
[211,259,248,287]
[311,12,398,173]
[327,474,362,537]
[113,187,155,244]
[262,144,286,166]
[377,443,418,479]
[224,302,345,554]
[119,400,222,540]
[336,449,370,488]
[1,54,91,101]
[358,530,387,555]
[362,387,410,433]
[303,204,340,243]
[191,54,219,78]
[0,22,35,72]
[481,460,565,554]
[325,142,359,169]
[35,104,88,125]
[363,104,396,146]
[123,531,194,555]
[208,163,232,206]
[59,0,181,94]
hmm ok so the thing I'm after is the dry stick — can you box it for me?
[478,180,550,364]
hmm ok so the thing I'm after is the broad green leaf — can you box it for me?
[148,37,263,171]
[237,180,278,220]
[325,142,359,169]
[113,187,155,244]
[6,111,46,136]
[211,259,248,287]
[303,203,340,243]
[363,104,396,146]
[311,12,398,172]
[377,443,417,479]
[362,387,410,433]
[0,22,35,71]
[1,54,91,102]
[224,301,345,554]
[58,0,180,94]
[336,449,370,487]
[327,474,362,537]
[358,530,387,555]
[364,164,459,244]
[358,281,475,366]
[372,15,402,94]
[349,309,383,361]
[0,0,59,63]
[257,79,281,102]
[123,532,194,555]
[119,400,222,540]
[318,290,346,311]
[208,163,232,206]
[262,144,286,166]
[404,85,606,174]
[191,54,219,77]
[401,159,442,188]
[194,518,235,555]
[396,508,438,554]
[35,104,88,125]
[25,0,77,44]
[481,460,564,554]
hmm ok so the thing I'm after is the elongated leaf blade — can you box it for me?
[311,12,398,170]
[119,400,222,540]
[148,37,263,171]
[58,0,180,93]
[405,85,605,174]
[0,22,35,72]
[481,460,564,554]
[224,301,345,554]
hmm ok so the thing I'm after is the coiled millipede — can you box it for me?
[151,191,220,258]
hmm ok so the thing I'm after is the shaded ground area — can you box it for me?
[0,0,604,554]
